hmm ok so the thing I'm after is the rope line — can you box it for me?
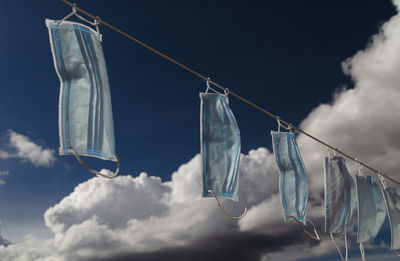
[59,0,400,186]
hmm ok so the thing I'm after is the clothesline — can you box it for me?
[59,0,400,186]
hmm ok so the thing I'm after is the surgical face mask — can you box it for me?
[200,92,241,202]
[46,19,119,176]
[271,131,308,224]
[356,175,386,243]
[324,155,356,234]
[382,187,400,250]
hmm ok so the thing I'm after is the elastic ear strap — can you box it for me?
[329,233,346,261]
[57,4,76,26]
[208,190,247,220]
[360,243,366,261]
[70,147,120,179]
[344,233,348,260]
[290,216,320,241]
[276,116,293,133]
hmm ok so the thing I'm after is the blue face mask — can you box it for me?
[382,187,400,250]
[356,175,386,244]
[324,154,356,261]
[200,92,246,219]
[200,92,240,200]
[46,19,119,177]
[271,131,308,224]
[324,155,356,234]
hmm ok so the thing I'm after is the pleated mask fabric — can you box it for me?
[356,175,386,243]
[324,155,356,234]
[382,187,400,250]
[200,92,241,201]
[46,19,116,161]
[271,131,308,224]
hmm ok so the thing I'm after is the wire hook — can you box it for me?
[276,116,293,133]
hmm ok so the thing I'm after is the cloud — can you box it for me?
[0,149,309,261]
[297,0,400,200]
[0,130,56,167]
[0,170,9,185]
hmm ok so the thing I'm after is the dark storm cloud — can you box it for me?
[85,231,319,261]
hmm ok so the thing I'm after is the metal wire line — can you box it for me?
[59,0,400,186]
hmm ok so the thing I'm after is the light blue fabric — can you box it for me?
[271,131,308,224]
[356,175,386,243]
[46,19,116,161]
[382,187,400,250]
[200,92,241,201]
[324,155,356,234]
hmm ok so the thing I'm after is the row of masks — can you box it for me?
[272,131,400,260]
[47,17,400,258]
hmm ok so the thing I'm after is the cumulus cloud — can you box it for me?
[0,170,9,185]
[0,149,301,261]
[0,130,56,167]
[1,1,400,260]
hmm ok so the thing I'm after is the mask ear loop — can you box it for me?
[204,78,224,95]
[290,216,320,241]
[356,160,367,261]
[329,233,347,261]
[356,160,364,177]
[327,147,334,158]
[70,147,120,179]
[205,78,211,94]
[359,242,366,261]
[223,88,230,103]
[57,3,77,25]
[208,190,247,220]
[57,3,103,41]
[276,116,293,134]
[378,171,387,190]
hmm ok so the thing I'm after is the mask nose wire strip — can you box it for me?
[59,0,400,187]
[70,147,120,179]
[290,216,320,241]
[208,190,247,220]
[329,233,346,261]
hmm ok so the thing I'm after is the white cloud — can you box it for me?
[0,170,9,185]
[0,130,56,167]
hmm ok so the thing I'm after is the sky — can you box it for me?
[0,0,400,260]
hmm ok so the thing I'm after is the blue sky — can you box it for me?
[0,0,400,260]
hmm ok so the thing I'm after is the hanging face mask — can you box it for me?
[381,186,400,251]
[325,154,356,233]
[356,175,386,244]
[46,18,119,178]
[200,87,246,220]
[324,153,356,261]
[271,122,319,241]
[271,130,308,224]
